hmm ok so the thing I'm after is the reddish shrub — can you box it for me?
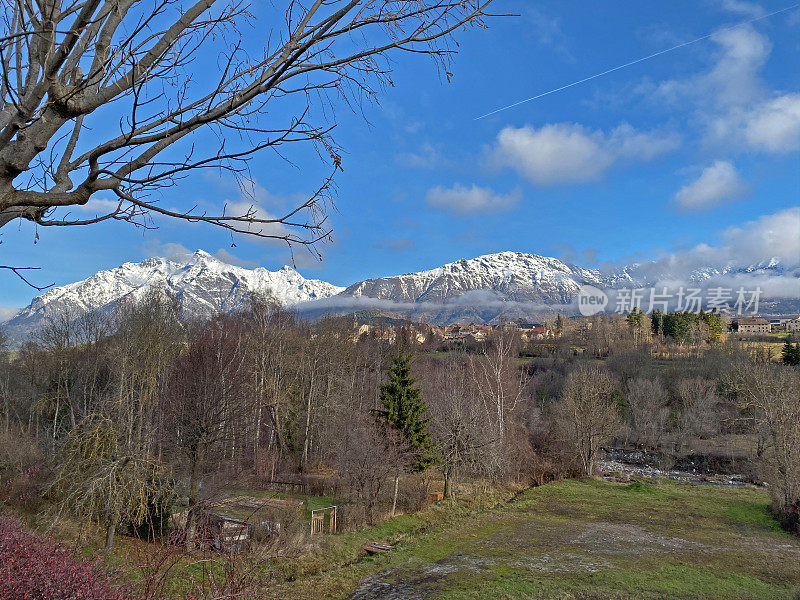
[0,516,127,600]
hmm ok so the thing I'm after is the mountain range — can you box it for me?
[1,249,797,342]
[2,251,343,342]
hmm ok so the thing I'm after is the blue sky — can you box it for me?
[1,0,798,309]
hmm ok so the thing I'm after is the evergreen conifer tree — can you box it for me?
[781,340,800,366]
[377,352,436,471]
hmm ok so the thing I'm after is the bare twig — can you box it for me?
[0,265,54,290]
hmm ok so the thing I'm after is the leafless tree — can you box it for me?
[334,411,409,525]
[425,356,497,496]
[626,377,669,449]
[161,315,246,551]
[471,324,527,442]
[676,377,719,445]
[242,295,300,475]
[0,326,9,427]
[111,289,182,457]
[552,364,621,476]
[33,309,81,437]
[0,0,493,254]
[734,362,799,515]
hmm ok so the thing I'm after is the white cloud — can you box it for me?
[551,242,600,266]
[142,240,193,258]
[74,198,120,214]
[199,176,307,246]
[648,27,770,108]
[278,247,326,270]
[645,25,798,154]
[626,206,800,279]
[742,94,800,152]
[609,123,682,161]
[214,248,258,268]
[396,142,449,169]
[705,26,771,106]
[674,160,749,211]
[524,6,573,61]
[494,124,611,184]
[720,207,800,265]
[224,199,293,245]
[425,184,521,215]
[0,307,19,322]
[717,0,765,17]
[492,123,679,185]
[603,207,800,297]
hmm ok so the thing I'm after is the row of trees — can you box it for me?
[650,309,726,343]
[0,295,797,555]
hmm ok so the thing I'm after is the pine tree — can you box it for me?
[781,340,800,366]
[377,352,436,471]
[651,309,663,336]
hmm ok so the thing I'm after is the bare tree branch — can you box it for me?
[0,264,54,290]
[0,0,495,249]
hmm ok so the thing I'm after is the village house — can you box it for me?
[733,317,771,334]
[516,322,552,341]
[770,317,800,332]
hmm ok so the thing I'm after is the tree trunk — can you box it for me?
[443,466,452,499]
[302,370,315,470]
[52,396,60,438]
[391,474,400,517]
[104,522,116,552]
[185,450,201,552]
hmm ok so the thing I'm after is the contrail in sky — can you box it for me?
[474,4,799,120]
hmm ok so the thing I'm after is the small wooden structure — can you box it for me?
[309,505,338,536]
[207,514,251,552]
[428,491,444,502]
[363,542,393,554]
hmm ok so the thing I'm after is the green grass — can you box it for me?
[722,499,784,532]
[624,480,662,495]
[443,564,784,600]
[304,495,336,517]
[272,479,799,599]
[41,478,795,599]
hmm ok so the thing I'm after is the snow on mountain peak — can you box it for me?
[3,251,344,341]
[3,249,795,339]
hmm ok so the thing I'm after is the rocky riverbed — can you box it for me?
[599,448,762,488]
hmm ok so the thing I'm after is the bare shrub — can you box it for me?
[0,425,42,505]
[334,413,410,525]
[677,377,720,443]
[626,377,669,449]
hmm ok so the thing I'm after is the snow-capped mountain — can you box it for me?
[3,250,344,341]
[342,252,619,305]
[332,251,797,323]
[327,252,632,323]
[3,250,796,340]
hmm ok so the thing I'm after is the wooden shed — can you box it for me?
[206,514,251,552]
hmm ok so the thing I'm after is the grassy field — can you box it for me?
[270,479,799,599]
[43,478,796,598]
[60,482,514,597]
